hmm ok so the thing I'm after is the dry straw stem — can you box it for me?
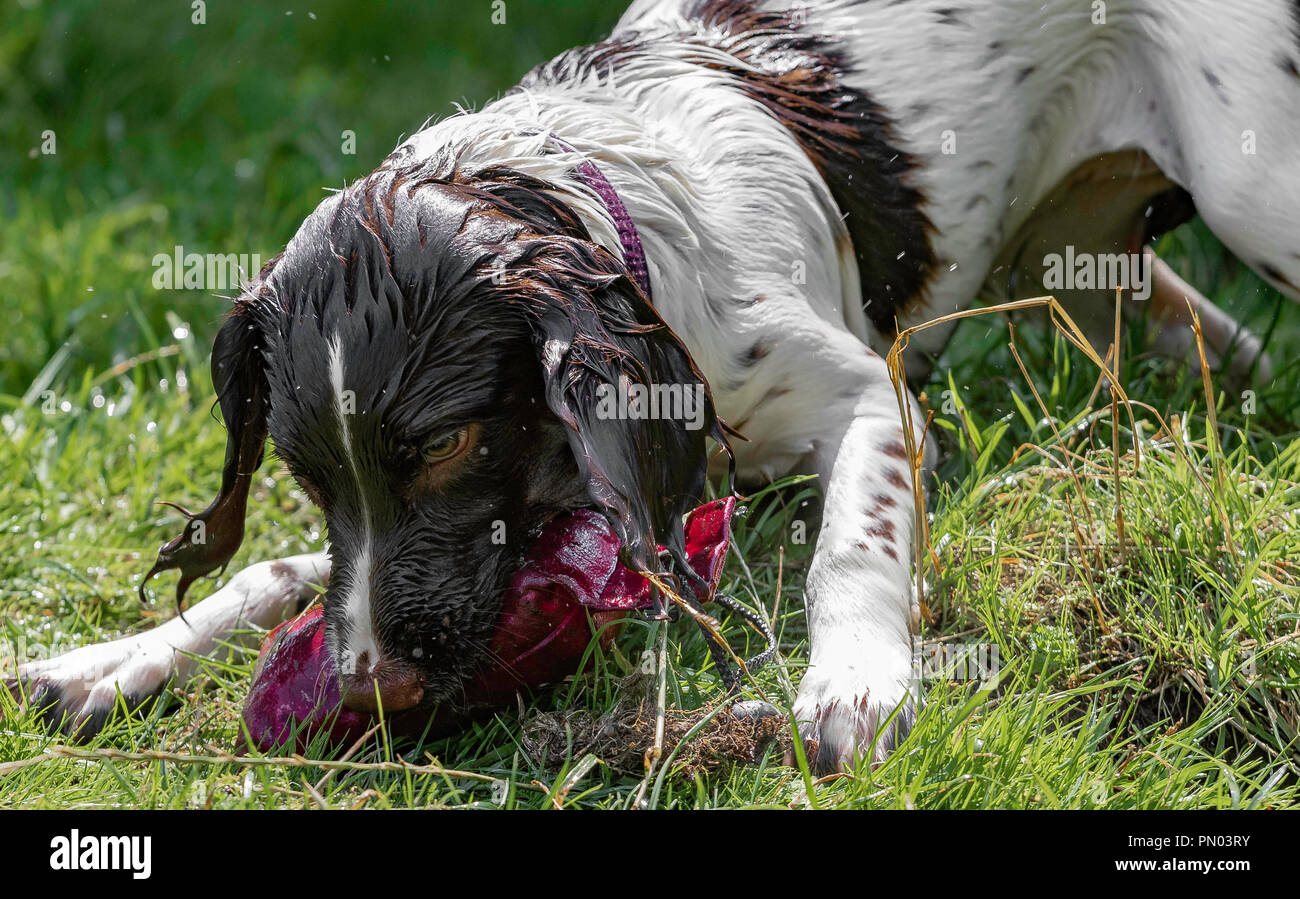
[1005,327,1110,631]
[632,621,669,808]
[1185,296,1239,558]
[638,569,766,694]
[310,721,384,804]
[629,568,779,806]
[1111,288,1127,566]
[885,294,1242,627]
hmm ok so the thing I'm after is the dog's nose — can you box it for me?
[340,653,424,713]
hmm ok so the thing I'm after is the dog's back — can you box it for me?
[615,0,1300,363]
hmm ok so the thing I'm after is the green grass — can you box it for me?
[2,0,1299,809]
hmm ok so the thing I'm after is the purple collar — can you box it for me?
[552,137,652,301]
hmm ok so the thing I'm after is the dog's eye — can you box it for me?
[421,427,471,464]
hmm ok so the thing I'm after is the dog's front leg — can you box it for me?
[4,552,329,738]
[792,352,928,774]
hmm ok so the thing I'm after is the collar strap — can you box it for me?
[551,137,653,301]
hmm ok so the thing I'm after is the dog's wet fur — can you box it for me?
[9,0,1300,773]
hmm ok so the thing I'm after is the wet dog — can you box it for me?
[11,0,1299,772]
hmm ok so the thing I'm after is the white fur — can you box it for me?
[12,554,328,728]
[327,333,378,676]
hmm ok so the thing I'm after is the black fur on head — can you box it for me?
[140,146,730,706]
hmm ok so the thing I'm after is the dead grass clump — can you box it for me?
[522,677,789,780]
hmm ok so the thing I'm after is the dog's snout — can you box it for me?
[340,652,425,713]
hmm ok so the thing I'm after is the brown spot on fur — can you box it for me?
[882,440,909,461]
[520,0,936,337]
[381,185,398,228]
[882,544,898,561]
[742,340,773,365]
[864,520,896,541]
[872,493,898,508]
[885,468,909,490]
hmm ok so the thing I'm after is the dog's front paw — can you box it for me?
[791,645,918,775]
[4,637,175,739]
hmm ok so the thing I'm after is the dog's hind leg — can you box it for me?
[1139,2,1300,306]
[3,552,329,739]
[993,150,1275,385]
[1135,248,1273,385]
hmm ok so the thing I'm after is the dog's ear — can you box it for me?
[140,305,270,609]
[522,249,732,579]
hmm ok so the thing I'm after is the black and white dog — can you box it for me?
[11,0,1299,772]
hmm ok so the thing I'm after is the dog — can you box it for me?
[9,0,1299,773]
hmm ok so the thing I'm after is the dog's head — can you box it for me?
[142,149,728,713]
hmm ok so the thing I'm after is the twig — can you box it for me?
[312,721,384,797]
[639,570,760,691]
[885,296,1139,628]
[1187,297,1239,559]
[0,744,543,790]
[1111,288,1126,566]
[1008,325,1101,566]
[633,623,669,809]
